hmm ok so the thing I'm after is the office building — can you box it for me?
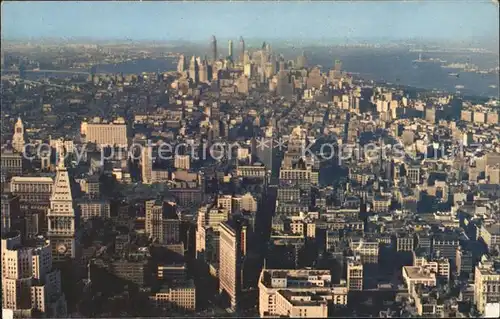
[487,112,499,125]
[174,155,190,170]
[1,194,22,234]
[47,161,77,261]
[145,200,180,245]
[81,118,128,147]
[77,199,110,221]
[188,56,199,83]
[109,257,148,287]
[456,246,473,278]
[258,269,342,318]
[347,256,363,291]
[432,234,460,262]
[396,233,415,252]
[211,35,217,63]
[407,166,421,184]
[306,67,322,89]
[402,266,437,293]
[479,224,500,251]
[149,280,196,312]
[239,36,245,64]
[195,205,229,264]
[474,256,500,315]
[177,55,186,73]
[141,145,153,184]
[1,231,67,317]
[217,194,233,212]
[198,59,208,83]
[219,219,247,311]
[461,110,473,122]
[1,151,23,177]
[10,176,53,211]
[486,165,500,184]
[232,193,258,213]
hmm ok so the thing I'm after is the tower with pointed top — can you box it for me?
[12,117,25,153]
[47,160,77,262]
[211,35,217,63]
[239,36,245,64]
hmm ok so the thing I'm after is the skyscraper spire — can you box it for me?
[211,35,217,63]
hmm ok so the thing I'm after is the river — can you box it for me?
[10,48,499,98]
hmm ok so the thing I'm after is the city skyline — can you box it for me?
[1,1,500,318]
[2,1,499,43]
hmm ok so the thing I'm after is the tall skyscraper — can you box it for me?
[188,56,199,83]
[12,117,25,153]
[177,54,186,73]
[2,231,67,317]
[211,35,217,63]
[239,36,245,64]
[228,40,233,60]
[141,144,152,184]
[219,218,247,311]
[47,160,77,262]
[199,59,208,83]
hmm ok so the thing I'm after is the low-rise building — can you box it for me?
[258,269,342,318]
[402,266,437,293]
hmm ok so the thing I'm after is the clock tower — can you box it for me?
[12,117,25,153]
[48,159,77,262]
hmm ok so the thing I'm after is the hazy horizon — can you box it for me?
[2,1,499,46]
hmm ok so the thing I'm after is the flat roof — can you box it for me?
[11,176,53,183]
[403,266,436,280]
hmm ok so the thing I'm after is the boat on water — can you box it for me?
[489,85,497,88]
[448,73,459,77]
[455,85,465,89]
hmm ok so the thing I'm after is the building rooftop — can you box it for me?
[403,266,436,280]
[277,290,329,307]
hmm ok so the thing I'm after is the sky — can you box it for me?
[1,1,499,43]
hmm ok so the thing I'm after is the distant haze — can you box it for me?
[1,1,499,48]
